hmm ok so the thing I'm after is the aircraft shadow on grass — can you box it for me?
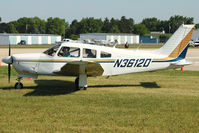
[0,79,160,96]
[89,82,160,89]
[24,80,77,96]
[0,80,77,96]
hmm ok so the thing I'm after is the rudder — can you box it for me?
[156,24,195,59]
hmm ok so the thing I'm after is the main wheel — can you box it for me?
[15,82,23,89]
[75,77,79,90]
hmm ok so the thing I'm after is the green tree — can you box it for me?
[14,17,47,34]
[142,17,160,31]
[110,25,120,33]
[133,23,149,35]
[109,18,120,33]
[46,17,67,36]
[0,17,1,22]
[15,17,33,33]
[101,17,111,33]
[0,23,8,33]
[79,17,103,33]
[168,15,194,33]
[119,16,134,33]
[101,18,121,33]
[6,23,18,33]
[31,17,46,34]
[69,19,81,35]
[158,20,169,33]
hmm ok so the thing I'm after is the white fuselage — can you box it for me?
[9,42,188,79]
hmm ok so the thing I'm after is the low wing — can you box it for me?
[54,61,104,77]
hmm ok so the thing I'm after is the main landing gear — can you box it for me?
[14,77,23,89]
[75,74,87,90]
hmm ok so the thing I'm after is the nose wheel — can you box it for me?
[15,77,23,89]
[15,82,23,89]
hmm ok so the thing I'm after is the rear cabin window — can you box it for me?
[101,51,111,58]
[83,48,96,58]
[58,46,80,57]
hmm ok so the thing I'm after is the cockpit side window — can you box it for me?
[83,48,96,58]
[101,51,111,58]
[58,46,80,58]
[43,44,60,56]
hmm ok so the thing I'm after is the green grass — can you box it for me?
[0,66,199,132]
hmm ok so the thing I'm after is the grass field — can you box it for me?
[0,66,199,133]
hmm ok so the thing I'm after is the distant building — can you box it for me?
[0,33,61,45]
[79,33,139,44]
[140,36,159,43]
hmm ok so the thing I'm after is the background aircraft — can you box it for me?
[2,24,195,90]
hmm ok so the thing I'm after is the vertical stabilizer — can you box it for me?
[156,24,195,59]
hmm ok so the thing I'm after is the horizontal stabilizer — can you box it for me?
[170,59,193,69]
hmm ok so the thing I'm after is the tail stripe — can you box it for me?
[169,27,194,58]
[153,26,194,61]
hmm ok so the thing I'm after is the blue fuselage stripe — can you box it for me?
[152,58,182,63]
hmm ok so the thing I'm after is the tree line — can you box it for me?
[0,15,198,40]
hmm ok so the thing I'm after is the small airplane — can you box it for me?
[2,24,195,90]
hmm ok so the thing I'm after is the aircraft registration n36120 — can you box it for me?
[2,24,195,90]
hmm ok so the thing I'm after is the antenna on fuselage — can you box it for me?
[136,43,143,51]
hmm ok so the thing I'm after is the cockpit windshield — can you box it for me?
[43,43,61,56]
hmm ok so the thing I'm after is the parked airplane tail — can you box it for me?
[156,24,195,59]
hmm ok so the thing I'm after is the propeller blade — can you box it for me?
[8,42,11,83]
[8,64,11,83]
[9,42,11,56]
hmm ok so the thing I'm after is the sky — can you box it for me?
[1,0,199,24]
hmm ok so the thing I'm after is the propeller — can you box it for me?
[2,42,13,83]
[8,64,11,83]
[8,42,11,83]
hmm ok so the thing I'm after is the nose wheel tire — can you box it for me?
[15,82,23,89]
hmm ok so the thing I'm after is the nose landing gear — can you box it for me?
[14,77,23,89]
